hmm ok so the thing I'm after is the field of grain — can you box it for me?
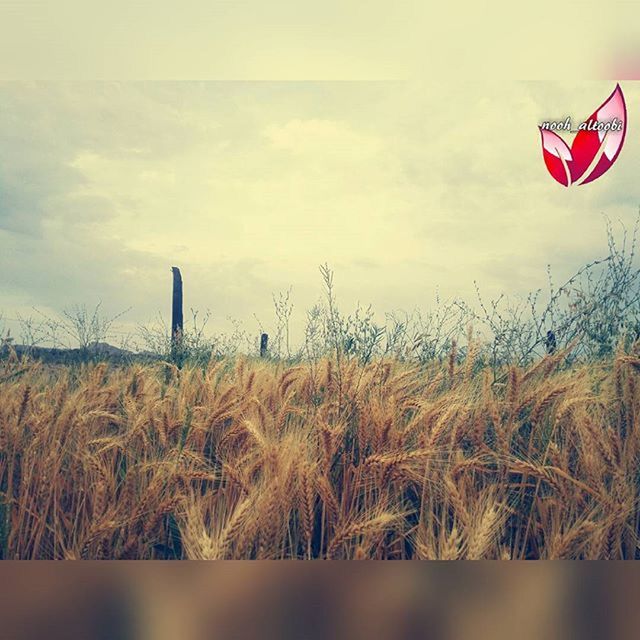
[0,343,638,560]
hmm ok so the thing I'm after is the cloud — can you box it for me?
[264,118,381,157]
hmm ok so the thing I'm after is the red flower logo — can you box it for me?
[539,84,627,187]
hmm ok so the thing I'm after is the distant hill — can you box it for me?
[0,341,161,364]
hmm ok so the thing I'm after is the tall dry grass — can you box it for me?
[0,341,638,559]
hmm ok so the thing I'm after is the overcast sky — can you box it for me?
[0,81,639,346]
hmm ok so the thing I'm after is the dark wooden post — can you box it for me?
[260,333,268,358]
[171,267,183,361]
[545,330,556,354]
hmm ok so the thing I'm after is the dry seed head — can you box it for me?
[298,463,316,548]
[328,512,401,558]
[531,386,568,425]
[448,340,457,385]
[217,499,252,557]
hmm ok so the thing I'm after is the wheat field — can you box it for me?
[0,343,638,560]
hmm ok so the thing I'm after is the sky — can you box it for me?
[2,1,638,81]
[0,80,639,347]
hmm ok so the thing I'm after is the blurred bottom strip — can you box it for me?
[0,562,637,640]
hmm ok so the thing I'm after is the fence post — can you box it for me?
[260,333,269,358]
[545,330,556,355]
[171,267,184,362]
